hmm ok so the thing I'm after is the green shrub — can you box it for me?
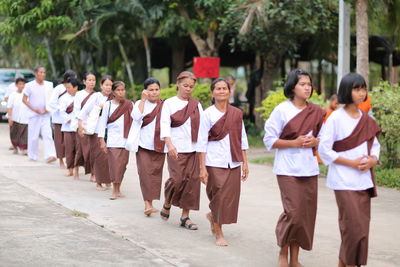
[370,81,400,168]
[159,83,212,108]
[375,167,400,190]
[256,88,326,120]
[126,85,143,101]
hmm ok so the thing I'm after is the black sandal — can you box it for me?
[180,217,198,230]
[160,205,171,220]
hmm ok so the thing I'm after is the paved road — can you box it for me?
[0,123,399,266]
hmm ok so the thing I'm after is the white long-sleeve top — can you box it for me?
[77,92,108,134]
[197,105,249,168]
[7,91,29,124]
[72,90,90,129]
[97,100,132,148]
[263,100,319,176]
[318,108,380,190]
[59,93,77,132]
[131,99,166,151]
[48,84,67,124]
[160,96,203,153]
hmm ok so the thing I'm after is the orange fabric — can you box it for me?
[358,95,371,113]
[324,109,334,122]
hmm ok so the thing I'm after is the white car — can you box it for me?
[0,68,35,119]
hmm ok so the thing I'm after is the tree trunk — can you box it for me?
[43,38,57,79]
[170,41,186,83]
[254,54,281,129]
[63,52,71,71]
[356,0,369,85]
[142,34,152,77]
[117,38,134,86]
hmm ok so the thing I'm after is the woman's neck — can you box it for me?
[85,87,94,93]
[177,94,189,101]
[214,100,228,112]
[101,91,109,97]
[344,103,360,118]
[291,97,307,109]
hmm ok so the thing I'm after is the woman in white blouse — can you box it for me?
[130,78,166,216]
[319,73,380,267]
[78,75,114,191]
[263,69,324,267]
[59,77,80,179]
[73,72,97,181]
[159,71,203,230]
[98,81,133,200]
[197,78,249,246]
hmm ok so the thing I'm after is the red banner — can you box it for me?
[193,57,220,78]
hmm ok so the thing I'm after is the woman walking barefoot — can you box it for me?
[319,73,381,267]
[78,75,114,191]
[98,81,133,200]
[263,69,325,267]
[197,78,249,246]
[74,72,97,181]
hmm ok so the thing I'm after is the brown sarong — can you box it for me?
[53,123,65,159]
[206,166,241,224]
[107,148,129,184]
[276,175,318,250]
[164,152,200,210]
[335,190,371,266]
[10,122,28,150]
[74,134,85,168]
[75,134,91,174]
[136,147,166,201]
[90,134,111,184]
[63,132,77,169]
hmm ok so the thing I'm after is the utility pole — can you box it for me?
[337,0,351,91]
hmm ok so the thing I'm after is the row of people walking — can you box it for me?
[8,66,380,267]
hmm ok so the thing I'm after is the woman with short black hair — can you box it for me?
[126,77,166,216]
[319,73,381,267]
[98,81,133,200]
[263,69,325,267]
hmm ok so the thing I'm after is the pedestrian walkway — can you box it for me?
[0,124,399,266]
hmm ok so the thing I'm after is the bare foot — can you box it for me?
[206,212,216,236]
[109,193,118,200]
[117,193,125,198]
[96,184,107,191]
[64,172,73,177]
[215,236,228,247]
[21,150,27,155]
[289,263,304,267]
[60,159,67,169]
[13,149,18,154]
[90,175,96,183]
[73,174,80,180]
[46,157,57,163]
[278,256,290,267]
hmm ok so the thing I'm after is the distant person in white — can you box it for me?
[22,66,56,163]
